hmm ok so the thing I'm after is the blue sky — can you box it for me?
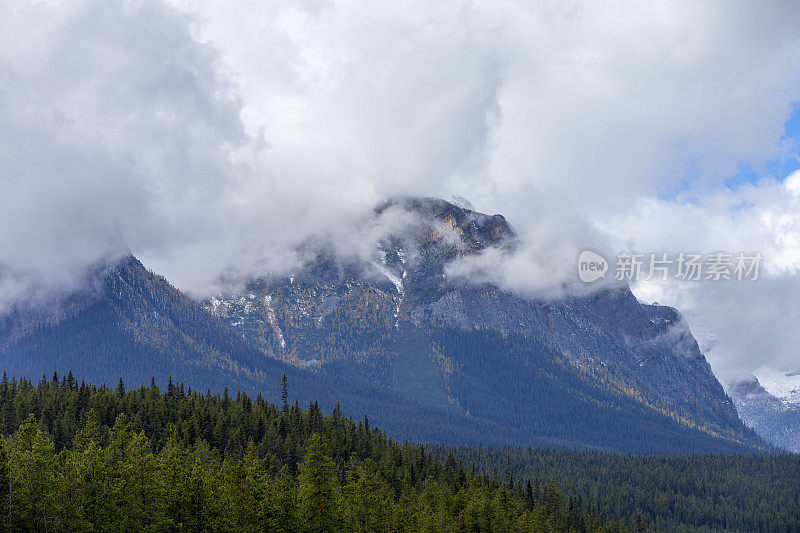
[726,103,800,188]
[3,0,800,381]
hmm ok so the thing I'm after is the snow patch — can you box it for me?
[371,260,404,326]
[754,366,800,406]
[372,261,403,296]
[263,294,286,349]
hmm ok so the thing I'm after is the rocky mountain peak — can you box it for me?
[375,196,516,254]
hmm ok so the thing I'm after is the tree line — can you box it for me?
[0,372,623,531]
[444,445,799,532]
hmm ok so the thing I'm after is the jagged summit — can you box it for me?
[203,197,765,452]
[375,196,516,252]
[0,198,769,452]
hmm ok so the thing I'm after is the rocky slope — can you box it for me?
[0,255,527,446]
[0,196,767,452]
[205,197,763,451]
[731,374,800,452]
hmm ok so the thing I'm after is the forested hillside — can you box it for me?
[0,373,619,532]
[0,255,585,448]
[419,325,761,453]
[445,446,800,532]
[0,254,765,453]
[206,198,764,453]
[0,373,796,531]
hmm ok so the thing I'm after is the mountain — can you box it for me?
[0,197,766,452]
[731,372,800,452]
[204,196,764,452]
[0,256,291,391]
[0,255,520,445]
[753,365,800,405]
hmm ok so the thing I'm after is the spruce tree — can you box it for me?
[297,434,340,532]
[272,465,298,533]
[281,374,289,412]
[0,443,8,529]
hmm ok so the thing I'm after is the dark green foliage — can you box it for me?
[0,374,620,532]
[297,434,341,531]
[446,445,800,532]
[420,325,764,453]
[0,256,765,452]
[0,441,8,524]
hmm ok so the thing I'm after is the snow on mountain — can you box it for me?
[753,365,800,406]
[730,375,800,452]
[199,197,763,452]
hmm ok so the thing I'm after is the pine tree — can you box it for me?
[0,443,9,529]
[343,458,393,532]
[272,465,298,533]
[281,374,289,412]
[107,416,169,530]
[58,415,107,529]
[158,426,192,529]
[504,454,513,487]
[297,434,340,532]
[525,479,534,510]
[7,415,57,531]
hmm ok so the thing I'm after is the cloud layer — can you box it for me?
[1,0,800,382]
[603,171,800,382]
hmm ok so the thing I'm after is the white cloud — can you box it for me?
[0,0,247,305]
[1,0,800,380]
[601,175,800,382]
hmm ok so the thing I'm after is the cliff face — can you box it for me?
[206,197,760,451]
[731,375,800,452]
[0,198,766,451]
[410,285,741,433]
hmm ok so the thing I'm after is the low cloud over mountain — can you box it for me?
[2,0,800,383]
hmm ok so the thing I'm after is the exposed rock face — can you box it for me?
[0,197,766,451]
[205,197,759,450]
[205,197,518,368]
[731,377,800,452]
[411,285,740,433]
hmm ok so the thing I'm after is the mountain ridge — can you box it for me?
[0,197,767,453]
[203,196,764,452]
[731,375,800,452]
